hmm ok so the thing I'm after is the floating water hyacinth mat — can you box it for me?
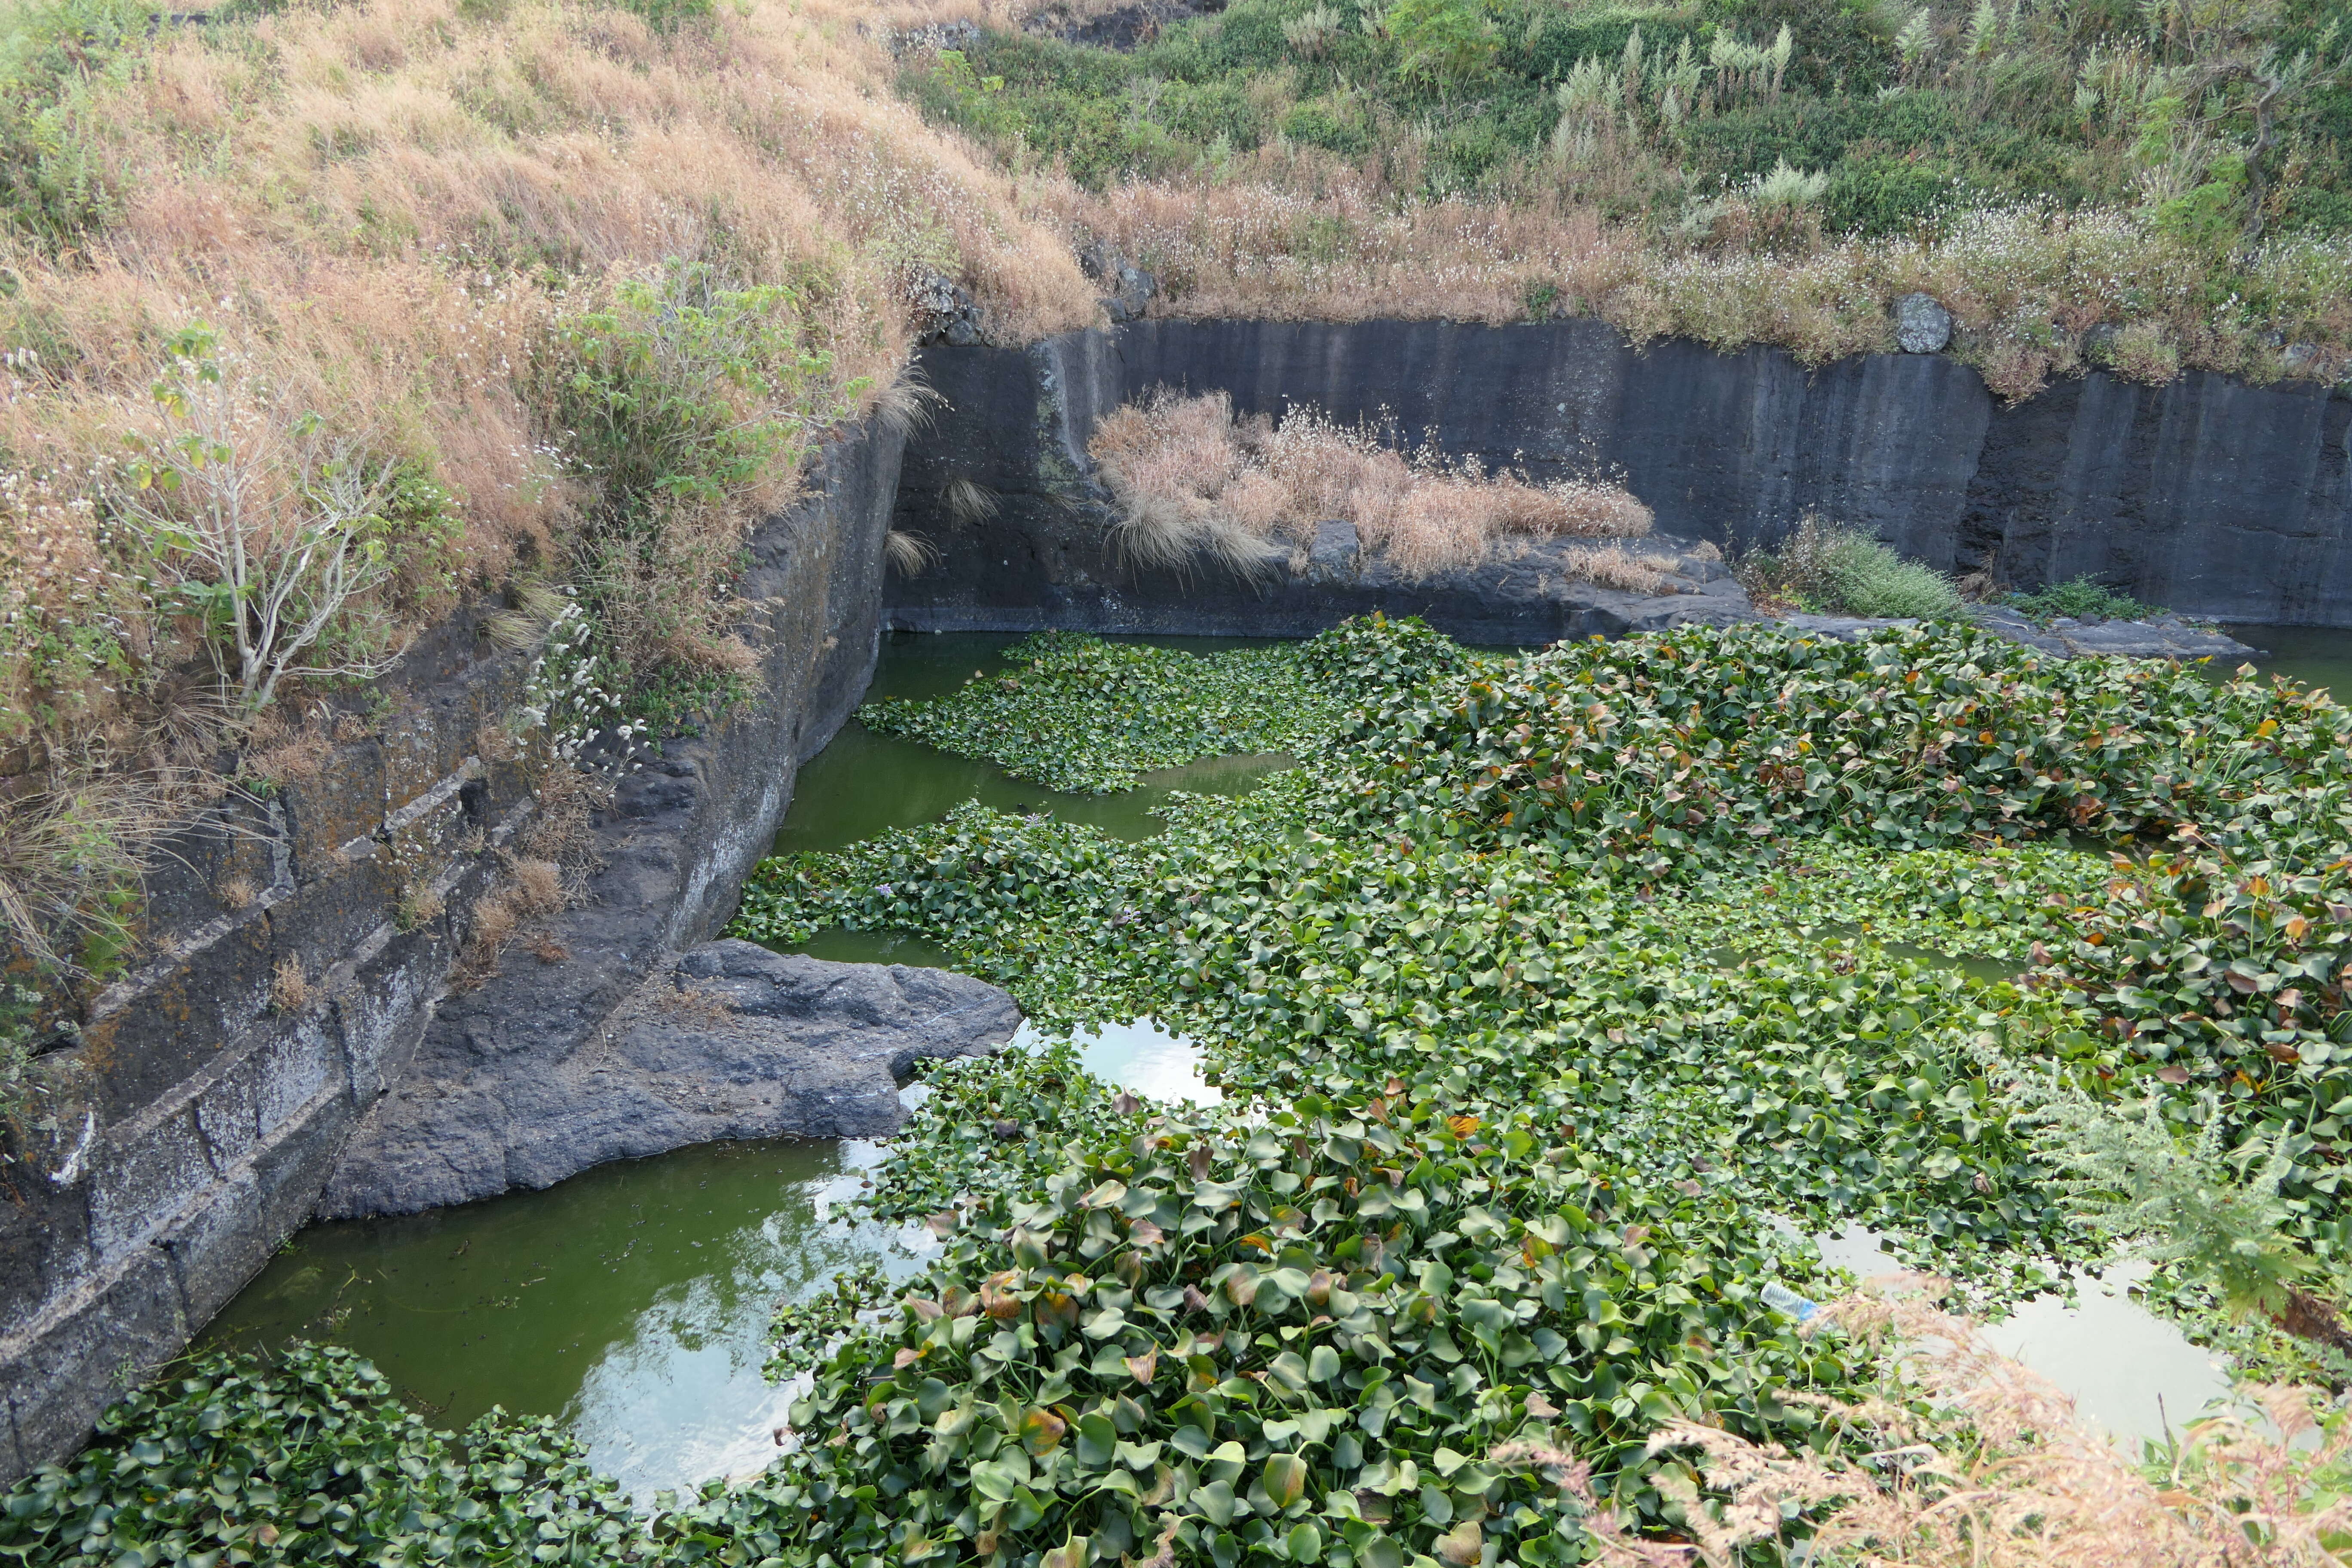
[18,614,2352,1564]
[856,630,1368,794]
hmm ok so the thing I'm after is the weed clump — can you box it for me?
[1737,513,1967,619]
[2005,575,2159,625]
[860,630,1351,793]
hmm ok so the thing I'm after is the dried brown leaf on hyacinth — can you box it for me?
[1088,391,1652,581]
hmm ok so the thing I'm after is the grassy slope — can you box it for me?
[0,0,1094,992]
[911,0,2352,395]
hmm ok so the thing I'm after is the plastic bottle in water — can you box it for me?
[1760,1280,1818,1323]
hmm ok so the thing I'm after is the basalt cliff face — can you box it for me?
[884,318,2352,634]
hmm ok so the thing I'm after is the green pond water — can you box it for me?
[195,626,2352,1500]
[2230,624,2352,701]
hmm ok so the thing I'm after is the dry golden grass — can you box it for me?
[520,763,609,873]
[452,851,571,989]
[1037,162,2350,403]
[1088,391,1653,580]
[0,0,1106,979]
[1502,1277,2352,1567]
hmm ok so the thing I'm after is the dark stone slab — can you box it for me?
[322,943,1017,1217]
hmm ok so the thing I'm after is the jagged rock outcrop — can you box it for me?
[1782,608,2262,662]
[0,421,908,1484]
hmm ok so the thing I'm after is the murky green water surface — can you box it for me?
[773,632,1295,856]
[200,1141,911,1500]
[2232,624,2352,703]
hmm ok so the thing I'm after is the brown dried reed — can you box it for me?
[1088,391,1654,580]
[1500,1277,2352,1567]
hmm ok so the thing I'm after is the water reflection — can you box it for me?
[1812,1224,2232,1448]
[200,1137,934,1504]
[1021,1017,1219,1105]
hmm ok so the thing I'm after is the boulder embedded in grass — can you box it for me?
[1894,292,1954,353]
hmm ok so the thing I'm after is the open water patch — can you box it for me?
[773,631,1304,857]
[199,1022,1220,1506]
[1812,1224,2234,1448]
[2230,623,2352,704]
[1029,1017,1219,1105]
[199,1139,934,1504]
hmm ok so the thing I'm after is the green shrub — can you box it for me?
[1677,91,1969,187]
[610,0,713,31]
[2003,575,2154,625]
[2023,1084,2314,1321]
[1280,99,1373,156]
[1384,0,1502,94]
[1820,153,1964,237]
[0,0,150,245]
[1519,8,1705,86]
[1823,533,1966,619]
[549,259,837,524]
[1739,514,1964,619]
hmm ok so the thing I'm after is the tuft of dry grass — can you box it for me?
[1023,124,2351,403]
[0,0,1100,980]
[395,884,446,933]
[270,956,313,1015]
[521,763,609,874]
[886,530,943,576]
[217,875,257,913]
[1500,1277,2352,1567]
[451,852,573,990]
[1088,391,1653,581]
[1559,545,1687,597]
[942,476,1001,525]
[655,980,735,1026]
[240,711,335,791]
[0,776,182,975]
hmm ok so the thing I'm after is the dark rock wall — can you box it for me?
[0,420,904,1485]
[885,319,2352,630]
[316,429,905,1219]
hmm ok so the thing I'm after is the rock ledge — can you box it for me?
[317,943,1017,1219]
